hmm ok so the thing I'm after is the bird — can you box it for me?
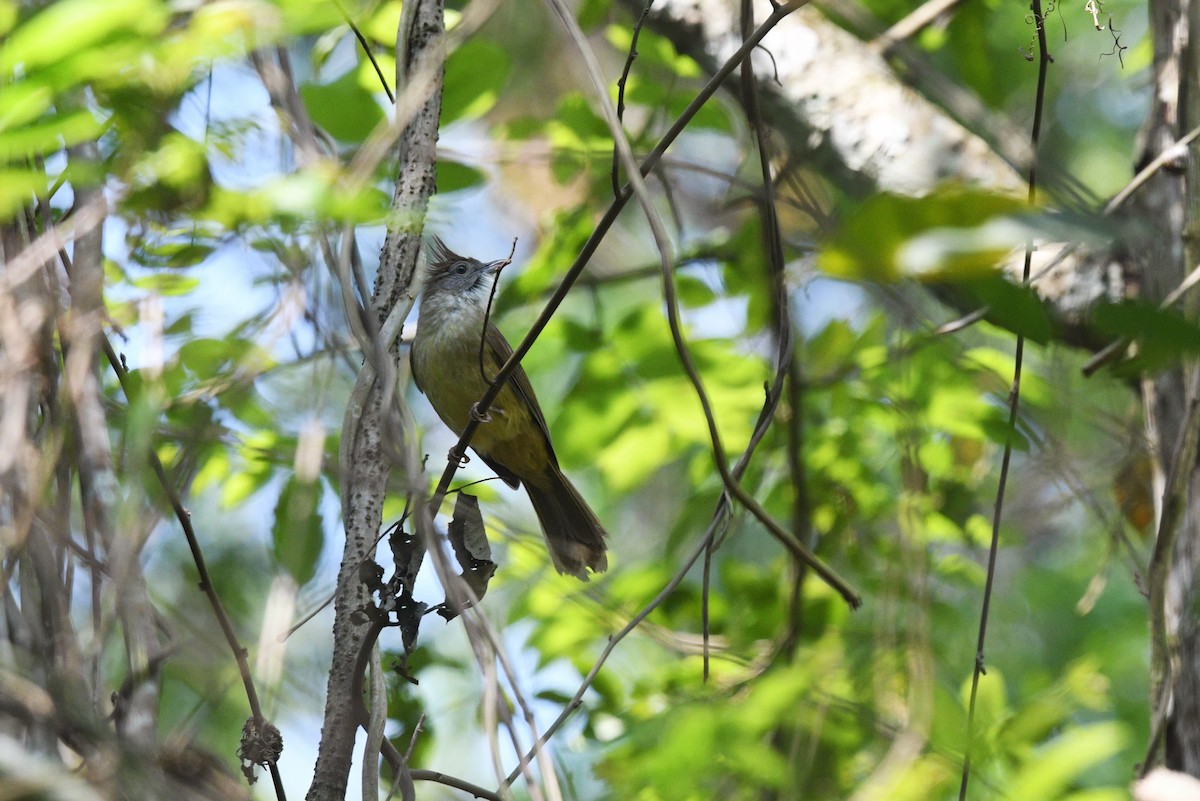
[410,237,608,579]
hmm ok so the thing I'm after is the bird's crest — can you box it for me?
[427,236,468,271]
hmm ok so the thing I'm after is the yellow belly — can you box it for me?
[412,326,553,481]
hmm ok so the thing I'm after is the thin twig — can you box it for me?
[1104,123,1200,216]
[560,0,859,605]
[611,0,654,198]
[875,0,965,52]
[501,513,727,788]
[340,2,397,103]
[476,240,516,385]
[438,142,821,214]
[412,770,503,800]
[739,0,809,667]
[957,4,1050,797]
[1079,122,1200,376]
[498,5,832,783]
[100,336,286,799]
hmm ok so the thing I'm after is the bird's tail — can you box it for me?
[525,468,608,580]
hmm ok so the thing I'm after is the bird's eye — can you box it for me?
[453,263,468,275]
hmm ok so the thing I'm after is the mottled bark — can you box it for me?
[305,0,446,797]
[1139,0,1200,776]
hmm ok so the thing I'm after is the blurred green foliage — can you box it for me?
[1,0,1156,798]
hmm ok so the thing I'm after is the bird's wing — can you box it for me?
[409,346,424,393]
[486,323,559,468]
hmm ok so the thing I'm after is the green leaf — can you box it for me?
[962,667,1009,727]
[960,275,1054,344]
[623,74,730,133]
[0,0,165,76]
[979,413,1030,452]
[131,272,200,296]
[300,67,386,143]
[676,273,716,306]
[805,319,859,378]
[277,0,347,36]
[577,0,612,29]
[0,109,104,160]
[177,337,273,378]
[0,2,15,37]
[363,0,403,44]
[548,92,609,151]
[819,189,1028,282]
[1008,722,1128,800]
[720,217,769,329]
[964,346,1051,407]
[1093,300,1200,368]
[0,81,53,131]
[272,475,324,585]
[0,168,47,221]
[511,207,593,297]
[441,39,508,123]
[134,240,215,269]
[436,159,486,192]
[605,25,701,78]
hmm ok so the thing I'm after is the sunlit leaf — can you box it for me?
[277,0,345,35]
[300,67,386,143]
[0,0,165,76]
[436,159,486,192]
[0,81,53,131]
[272,474,324,585]
[0,168,47,220]
[442,39,508,123]
[1007,722,1129,800]
[131,272,200,296]
[605,24,702,78]
[0,109,103,160]
[0,1,15,37]
[820,189,1027,282]
[363,0,402,44]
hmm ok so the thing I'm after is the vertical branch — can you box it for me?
[101,333,287,797]
[732,0,797,668]
[611,0,654,198]
[309,0,445,798]
[64,144,161,751]
[957,2,1050,796]
[778,354,812,658]
[1159,0,1200,775]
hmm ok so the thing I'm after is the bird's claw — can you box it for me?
[470,403,492,423]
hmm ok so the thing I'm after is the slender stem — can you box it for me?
[957,3,1049,797]
[101,337,286,799]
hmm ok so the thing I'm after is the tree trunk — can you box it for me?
[1140,0,1200,776]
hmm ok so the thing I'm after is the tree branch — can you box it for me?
[307,0,445,795]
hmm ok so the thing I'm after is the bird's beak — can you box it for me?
[484,259,508,274]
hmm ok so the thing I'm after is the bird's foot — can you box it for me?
[470,403,492,423]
